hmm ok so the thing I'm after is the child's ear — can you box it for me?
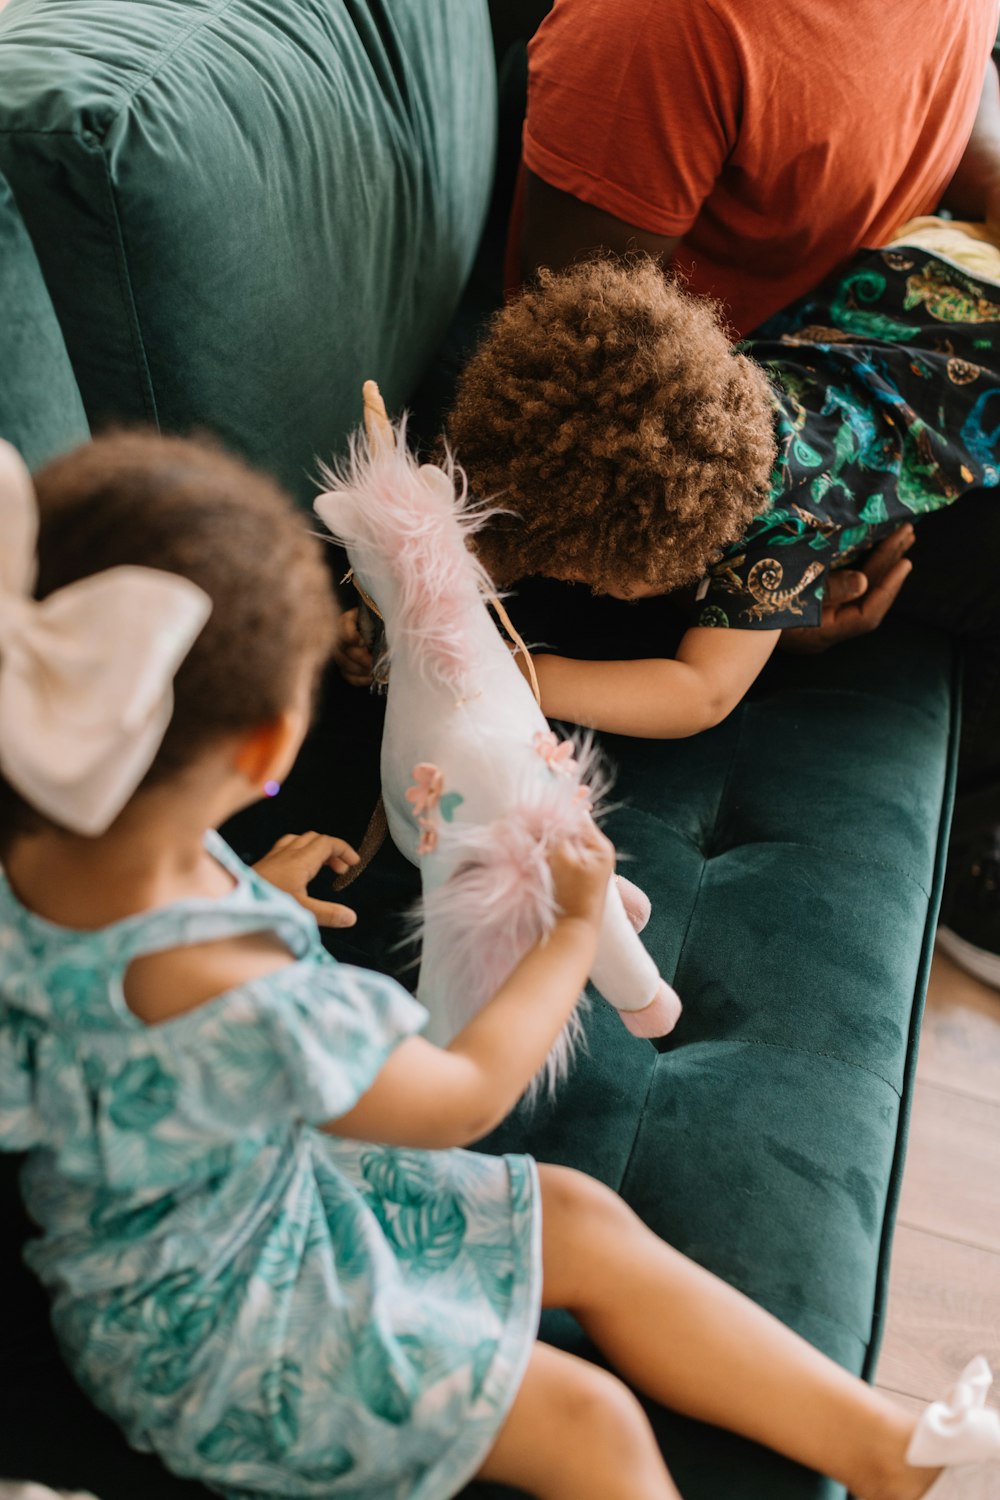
[233,708,306,789]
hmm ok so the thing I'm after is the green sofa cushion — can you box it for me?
[242,620,953,1500]
[0,624,955,1500]
[0,170,88,467]
[0,3,958,1498]
[462,623,957,1499]
[0,0,496,503]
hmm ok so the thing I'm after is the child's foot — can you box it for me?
[885,1357,1000,1499]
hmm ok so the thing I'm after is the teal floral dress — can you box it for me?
[0,833,541,1500]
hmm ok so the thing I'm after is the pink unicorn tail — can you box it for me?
[414,810,588,1100]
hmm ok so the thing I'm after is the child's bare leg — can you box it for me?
[537,1166,940,1500]
[476,1342,681,1500]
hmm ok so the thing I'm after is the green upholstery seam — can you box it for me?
[750,684,947,728]
[0,128,103,137]
[95,143,158,427]
[861,643,962,1383]
[0,3,239,149]
[0,134,162,425]
[101,0,236,118]
[609,1057,659,1198]
[678,1035,902,1097]
[620,802,935,899]
[616,710,749,1191]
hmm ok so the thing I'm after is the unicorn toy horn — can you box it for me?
[315,382,681,1092]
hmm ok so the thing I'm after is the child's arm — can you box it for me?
[323,829,613,1150]
[527,626,780,738]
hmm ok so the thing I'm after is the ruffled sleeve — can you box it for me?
[156,958,429,1141]
[2,953,429,1189]
[253,960,428,1124]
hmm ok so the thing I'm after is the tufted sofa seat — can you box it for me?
[0,3,957,1499]
[335,614,957,1500]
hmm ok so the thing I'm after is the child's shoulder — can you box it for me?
[119,831,315,1025]
[122,927,302,1025]
[0,832,321,1029]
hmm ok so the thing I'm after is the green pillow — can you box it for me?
[0,170,88,468]
[0,0,496,503]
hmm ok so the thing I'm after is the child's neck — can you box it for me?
[5,773,246,931]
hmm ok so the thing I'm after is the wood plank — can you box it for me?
[918,951,1000,1106]
[897,1082,1000,1254]
[877,1226,1000,1402]
[876,1389,996,1499]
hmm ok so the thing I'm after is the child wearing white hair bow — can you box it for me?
[0,430,995,1500]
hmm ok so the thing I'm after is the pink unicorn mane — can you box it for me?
[315,421,501,695]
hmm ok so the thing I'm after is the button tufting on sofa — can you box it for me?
[0,3,959,1498]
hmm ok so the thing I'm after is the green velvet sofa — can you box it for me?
[0,4,957,1499]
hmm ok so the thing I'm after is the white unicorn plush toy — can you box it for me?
[315,382,680,1090]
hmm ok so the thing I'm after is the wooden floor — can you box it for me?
[875,949,1000,1497]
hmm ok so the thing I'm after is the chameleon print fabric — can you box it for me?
[696,246,1000,630]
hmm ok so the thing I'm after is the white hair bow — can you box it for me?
[0,439,212,836]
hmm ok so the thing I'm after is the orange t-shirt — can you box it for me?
[520,0,998,334]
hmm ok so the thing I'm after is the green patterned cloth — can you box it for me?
[696,246,1000,630]
[0,833,541,1499]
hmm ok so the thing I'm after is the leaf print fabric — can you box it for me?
[0,832,542,1500]
[696,247,1000,630]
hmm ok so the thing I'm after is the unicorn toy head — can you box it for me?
[315,382,681,1092]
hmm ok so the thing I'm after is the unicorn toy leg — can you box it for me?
[616,873,652,932]
[590,876,682,1038]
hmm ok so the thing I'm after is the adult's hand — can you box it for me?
[779,524,914,655]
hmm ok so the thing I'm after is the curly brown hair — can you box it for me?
[446,257,778,594]
[0,430,338,844]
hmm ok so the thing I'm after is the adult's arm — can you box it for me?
[520,169,680,281]
[517,0,735,278]
[940,56,1000,229]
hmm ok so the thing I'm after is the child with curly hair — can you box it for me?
[1,430,996,1500]
[336,251,997,759]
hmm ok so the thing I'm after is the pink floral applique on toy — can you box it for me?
[406,763,444,816]
[408,763,465,856]
[534,730,576,775]
[416,820,438,856]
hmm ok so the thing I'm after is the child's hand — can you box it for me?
[333,608,374,687]
[548,824,615,928]
[254,832,360,927]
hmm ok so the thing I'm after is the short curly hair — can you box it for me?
[446,257,778,594]
[0,430,337,845]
